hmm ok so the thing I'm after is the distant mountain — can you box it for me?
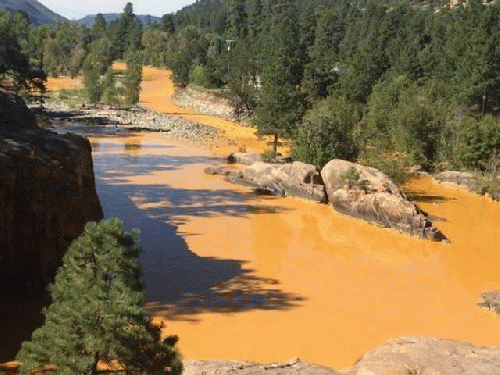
[0,0,66,25]
[77,13,161,28]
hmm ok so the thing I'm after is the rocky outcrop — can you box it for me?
[0,89,103,288]
[182,336,500,374]
[434,171,478,191]
[227,152,262,165]
[338,336,500,375]
[183,358,335,375]
[206,161,327,203]
[320,159,446,241]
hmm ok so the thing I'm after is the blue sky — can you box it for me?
[38,0,196,20]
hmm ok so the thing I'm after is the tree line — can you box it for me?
[3,0,500,178]
[143,0,500,183]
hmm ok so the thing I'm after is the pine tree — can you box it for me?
[123,51,143,105]
[228,0,247,40]
[252,0,305,153]
[16,219,182,375]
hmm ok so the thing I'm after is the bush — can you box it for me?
[189,64,212,87]
[358,148,413,186]
[457,115,500,170]
[260,148,278,163]
[293,96,361,169]
[16,218,182,375]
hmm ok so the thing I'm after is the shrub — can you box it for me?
[261,148,278,163]
[293,96,360,169]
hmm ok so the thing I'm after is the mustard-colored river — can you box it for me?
[6,66,500,371]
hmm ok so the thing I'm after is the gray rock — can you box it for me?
[321,159,446,241]
[233,161,327,203]
[434,171,477,190]
[338,336,500,375]
[183,358,336,375]
[228,152,262,165]
[477,290,500,315]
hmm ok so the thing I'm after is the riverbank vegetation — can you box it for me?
[3,0,500,188]
[16,219,182,375]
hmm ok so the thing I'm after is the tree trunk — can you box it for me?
[91,351,99,375]
[273,133,278,154]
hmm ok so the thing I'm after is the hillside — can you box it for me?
[78,13,160,28]
[0,0,66,25]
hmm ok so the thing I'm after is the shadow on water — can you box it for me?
[95,152,305,323]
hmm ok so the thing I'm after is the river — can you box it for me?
[7,66,500,370]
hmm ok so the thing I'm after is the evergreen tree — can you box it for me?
[123,51,143,105]
[16,219,182,375]
[161,14,176,34]
[91,13,107,42]
[253,0,305,152]
[228,0,247,40]
[247,0,263,40]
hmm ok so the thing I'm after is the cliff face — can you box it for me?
[0,89,103,287]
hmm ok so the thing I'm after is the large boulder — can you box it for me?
[233,161,326,202]
[338,336,500,375]
[0,89,103,288]
[207,161,326,203]
[321,159,446,241]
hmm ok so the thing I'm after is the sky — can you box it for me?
[38,0,196,20]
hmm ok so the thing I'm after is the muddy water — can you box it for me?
[89,131,500,369]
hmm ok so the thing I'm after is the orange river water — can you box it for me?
[6,66,500,371]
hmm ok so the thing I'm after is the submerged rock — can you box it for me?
[0,89,103,288]
[321,159,446,241]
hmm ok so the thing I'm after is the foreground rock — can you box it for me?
[183,336,500,374]
[0,89,103,289]
[206,161,327,203]
[321,159,446,241]
[183,358,335,375]
[338,336,500,375]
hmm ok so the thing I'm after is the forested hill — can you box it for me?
[0,0,66,25]
[78,13,160,28]
[171,0,450,30]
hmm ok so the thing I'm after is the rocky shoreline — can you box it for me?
[173,86,251,124]
[36,101,236,149]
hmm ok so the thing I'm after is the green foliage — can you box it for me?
[260,148,278,163]
[16,218,182,375]
[123,51,143,105]
[189,64,212,87]
[359,148,413,186]
[101,67,119,104]
[82,63,102,104]
[457,115,500,170]
[293,96,360,169]
[338,166,371,189]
